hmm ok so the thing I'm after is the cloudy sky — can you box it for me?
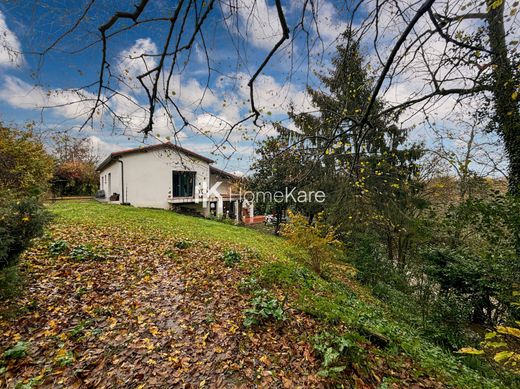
[0,0,358,173]
[0,0,511,175]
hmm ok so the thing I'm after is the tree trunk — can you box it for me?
[486,1,520,194]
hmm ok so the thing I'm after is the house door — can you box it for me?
[108,173,111,195]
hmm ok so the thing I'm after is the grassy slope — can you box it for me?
[51,200,298,260]
[49,201,512,388]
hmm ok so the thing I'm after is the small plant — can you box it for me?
[70,244,99,261]
[48,239,69,256]
[238,276,259,293]
[174,240,190,250]
[313,331,366,378]
[3,341,28,360]
[69,320,89,338]
[222,249,241,267]
[243,289,286,327]
[54,348,74,366]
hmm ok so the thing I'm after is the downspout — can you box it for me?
[118,159,124,204]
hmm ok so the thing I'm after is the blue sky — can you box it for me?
[0,0,354,173]
[0,0,509,177]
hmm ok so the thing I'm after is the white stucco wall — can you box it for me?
[99,162,121,201]
[99,148,211,209]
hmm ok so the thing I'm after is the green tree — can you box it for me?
[279,32,425,266]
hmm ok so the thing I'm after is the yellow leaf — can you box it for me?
[484,341,507,348]
[512,91,518,101]
[485,331,497,340]
[108,317,118,329]
[497,325,520,338]
[259,355,270,365]
[457,347,484,355]
[494,350,514,362]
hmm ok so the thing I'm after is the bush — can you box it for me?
[0,265,21,301]
[243,289,286,326]
[0,124,54,272]
[0,196,52,270]
[281,211,343,276]
[221,249,241,267]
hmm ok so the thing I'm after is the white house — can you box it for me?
[96,142,253,220]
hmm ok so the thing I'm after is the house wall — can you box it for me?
[99,148,211,209]
[99,162,121,201]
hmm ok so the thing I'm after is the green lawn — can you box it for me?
[51,200,297,260]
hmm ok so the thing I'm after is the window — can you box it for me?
[172,171,195,197]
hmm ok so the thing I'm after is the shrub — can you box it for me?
[243,289,286,326]
[460,291,520,375]
[221,249,241,267]
[0,265,21,301]
[70,244,100,261]
[281,211,343,276]
[48,239,69,256]
[0,196,52,269]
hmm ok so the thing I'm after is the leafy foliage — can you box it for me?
[221,249,241,267]
[50,134,99,196]
[48,240,69,256]
[3,341,28,360]
[313,331,366,378]
[0,125,53,271]
[281,211,342,276]
[69,244,101,262]
[0,196,52,270]
[460,291,520,375]
[243,289,286,327]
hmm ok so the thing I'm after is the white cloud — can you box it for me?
[313,1,349,45]
[0,11,23,67]
[232,72,314,116]
[0,75,97,120]
[222,0,283,50]
[87,135,124,159]
[116,38,158,92]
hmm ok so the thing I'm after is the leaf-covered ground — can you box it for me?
[0,201,513,388]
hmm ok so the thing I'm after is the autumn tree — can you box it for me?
[50,135,99,196]
[0,124,53,269]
